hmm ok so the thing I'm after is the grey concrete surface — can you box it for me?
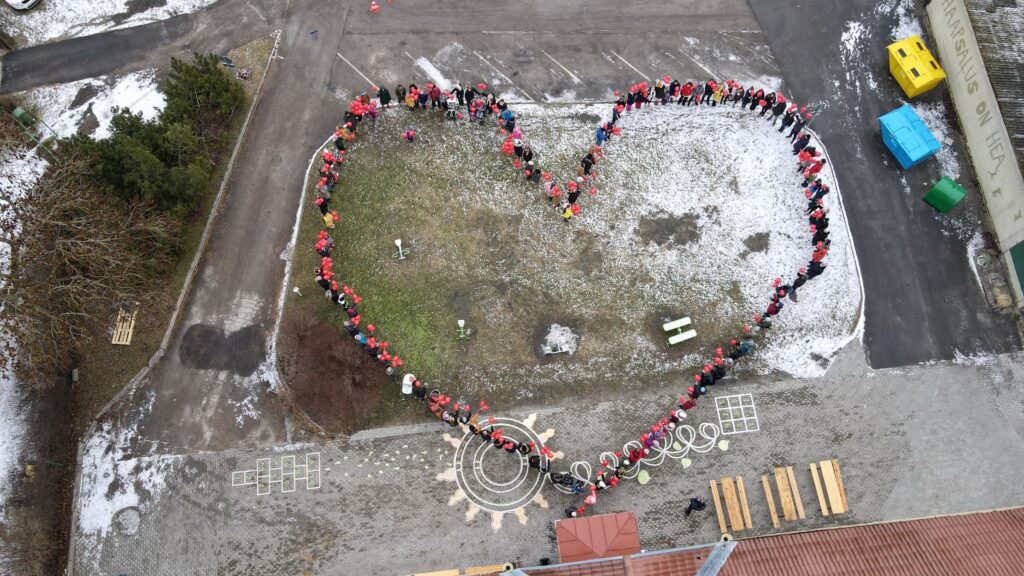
[71,0,780,458]
[33,0,1023,573]
[73,344,1024,575]
[747,0,1022,368]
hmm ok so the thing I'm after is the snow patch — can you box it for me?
[952,349,997,367]
[878,0,924,41]
[2,0,216,46]
[25,71,166,139]
[91,71,167,138]
[965,230,986,295]
[414,58,451,90]
[77,393,176,542]
[545,324,579,356]
[0,330,27,521]
[0,145,48,519]
[910,100,960,180]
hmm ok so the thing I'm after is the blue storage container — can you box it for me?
[879,104,941,169]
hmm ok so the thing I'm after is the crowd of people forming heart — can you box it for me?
[307,74,836,518]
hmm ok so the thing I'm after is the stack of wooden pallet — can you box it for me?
[708,458,850,533]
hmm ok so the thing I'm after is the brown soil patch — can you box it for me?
[277,309,388,433]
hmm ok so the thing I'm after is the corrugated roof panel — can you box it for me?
[719,508,1024,576]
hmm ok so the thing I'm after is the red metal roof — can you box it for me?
[721,507,1024,576]
[506,545,712,576]
[510,508,1024,576]
[555,512,642,564]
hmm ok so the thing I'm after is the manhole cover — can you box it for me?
[113,507,141,536]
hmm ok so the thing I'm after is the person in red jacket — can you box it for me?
[429,84,442,109]
[678,81,695,106]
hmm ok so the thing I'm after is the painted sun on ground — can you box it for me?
[437,413,560,531]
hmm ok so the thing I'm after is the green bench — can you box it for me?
[663,317,696,347]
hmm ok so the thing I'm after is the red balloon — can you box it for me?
[805,113,812,119]
[477,83,487,90]
[800,107,807,113]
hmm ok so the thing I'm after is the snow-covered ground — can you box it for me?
[24,70,165,139]
[0,144,47,521]
[0,334,27,521]
[76,392,178,571]
[524,104,862,379]
[0,70,167,520]
[0,0,216,47]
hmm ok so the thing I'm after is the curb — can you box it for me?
[266,131,335,439]
[64,29,282,575]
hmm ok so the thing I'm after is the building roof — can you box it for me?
[555,512,642,564]
[511,508,1024,576]
[509,544,717,576]
[719,507,1024,576]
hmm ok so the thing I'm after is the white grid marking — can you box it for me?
[232,452,322,494]
[715,394,760,435]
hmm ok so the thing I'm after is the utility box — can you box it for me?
[879,105,941,169]
[923,176,966,213]
[888,35,946,98]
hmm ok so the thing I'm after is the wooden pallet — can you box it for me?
[769,466,805,522]
[761,474,780,528]
[111,308,138,346]
[711,476,753,533]
[811,459,849,515]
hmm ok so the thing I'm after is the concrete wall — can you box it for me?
[926,0,1024,303]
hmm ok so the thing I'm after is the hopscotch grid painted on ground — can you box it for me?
[715,394,759,435]
[232,452,322,494]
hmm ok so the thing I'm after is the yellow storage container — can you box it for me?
[888,35,946,98]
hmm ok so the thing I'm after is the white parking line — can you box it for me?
[540,50,582,85]
[335,52,378,88]
[676,46,720,80]
[609,50,651,80]
[472,50,536,102]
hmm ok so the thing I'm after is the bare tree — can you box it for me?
[0,146,180,387]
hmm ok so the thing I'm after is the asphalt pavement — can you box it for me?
[35,0,778,457]
[748,0,1021,368]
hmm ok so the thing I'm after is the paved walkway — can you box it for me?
[73,343,1024,575]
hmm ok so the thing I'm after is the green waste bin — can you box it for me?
[11,106,36,128]
[923,176,966,213]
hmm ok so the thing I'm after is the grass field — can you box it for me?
[281,103,861,431]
